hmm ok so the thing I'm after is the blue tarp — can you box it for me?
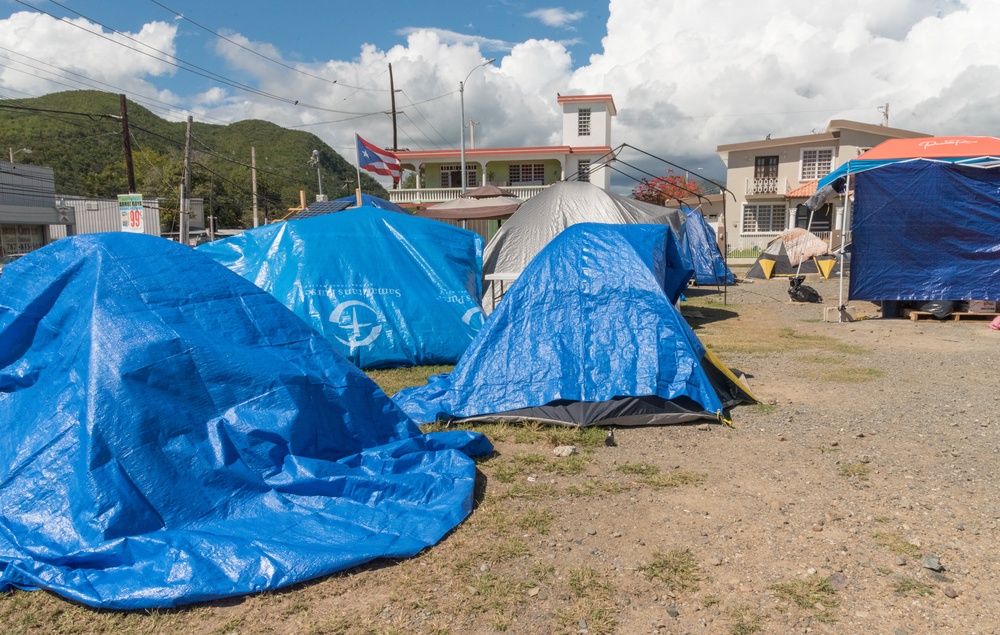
[677,206,734,285]
[394,223,724,426]
[850,161,1000,301]
[199,206,485,369]
[0,233,492,609]
[334,193,411,214]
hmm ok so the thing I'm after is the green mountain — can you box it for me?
[0,90,388,230]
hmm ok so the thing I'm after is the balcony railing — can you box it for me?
[745,176,789,196]
[387,184,551,206]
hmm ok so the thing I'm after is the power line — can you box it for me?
[146,0,391,93]
[15,0,387,117]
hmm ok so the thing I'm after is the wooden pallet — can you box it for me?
[904,309,1000,322]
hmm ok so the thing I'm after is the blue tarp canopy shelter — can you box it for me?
[395,223,754,427]
[850,161,1000,301]
[0,233,491,609]
[199,206,485,369]
[677,206,734,285]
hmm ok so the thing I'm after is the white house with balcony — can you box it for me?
[391,94,616,208]
[716,120,929,260]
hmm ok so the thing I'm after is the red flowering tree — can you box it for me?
[632,170,704,206]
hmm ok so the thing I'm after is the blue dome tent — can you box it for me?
[199,206,485,369]
[395,223,754,427]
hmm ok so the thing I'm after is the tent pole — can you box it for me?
[837,167,851,322]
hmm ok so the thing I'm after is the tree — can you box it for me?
[632,170,704,206]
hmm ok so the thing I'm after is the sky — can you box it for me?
[1,0,997,191]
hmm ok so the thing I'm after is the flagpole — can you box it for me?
[354,133,363,206]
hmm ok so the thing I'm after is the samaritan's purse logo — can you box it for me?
[330,300,383,351]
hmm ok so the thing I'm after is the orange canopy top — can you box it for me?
[859,136,1000,160]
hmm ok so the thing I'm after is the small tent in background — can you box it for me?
[394,223,754,427]
[481,181,688,310]
[678,206,734,285]
[745,228,839,280]
[0,233,491,609]
[198,206,485,369]
[417,184,523,221]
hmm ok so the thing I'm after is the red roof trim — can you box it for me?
[396,145,612,160]
[556,94,617,115]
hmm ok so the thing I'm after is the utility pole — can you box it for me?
[389,63,398,152]
[251,146,259,227]
[119,94,136,192]
[181,115,192,245]
[880,102,890,127]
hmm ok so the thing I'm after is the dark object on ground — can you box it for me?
[919,300,955,319]
[788,276,822,303]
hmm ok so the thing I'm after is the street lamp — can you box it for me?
[309,149,324,198]
[459,58,495,193]
[8,147,31,163]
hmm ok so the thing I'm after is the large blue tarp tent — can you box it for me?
[850,161,1000,301]
[0,233,491,609]
[677,206,734,285]
[199,206,485,369]
[395,223,753,427]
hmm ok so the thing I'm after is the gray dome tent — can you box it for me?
[481,181,687,311]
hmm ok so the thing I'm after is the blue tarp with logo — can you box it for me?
[0,233,492,609]
[850,161,1000,301]
[677,206,734,286]
[394,223,726,426]
[199,206,485,369]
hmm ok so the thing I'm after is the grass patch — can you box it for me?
[818,444,842,454]
[708,325,866,357]
[365,364,452,396]
[548,455,588,476]
[893,576,935,597]
[559,568,616,635]
[544,425,609,449]
[702,595,720,608]
[567,567,609,598]
[503,483,559,500]
[491,462,524,483]
[770,575,838,623]
[641,470,706,489]
[751,402,778,415]
[817,367,885,383]
[729,604,765,634]
[838,462,870,480]
[873,531,921,556]
[563,480,623,497]
[617,462,660,476]
[515,509,554,535]
[639,549,700,592]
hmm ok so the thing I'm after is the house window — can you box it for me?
[578,108,591,136]
[754,156,779,179]
[795,203,833,231]
[742,203,786,233]
[440,164,478,188]
[577,160,591,182]
[800,148,833,181]
[509,163,546,185]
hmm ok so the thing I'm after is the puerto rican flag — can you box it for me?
[356,134,401,183]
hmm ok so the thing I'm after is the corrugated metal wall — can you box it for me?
[48,198,162,239]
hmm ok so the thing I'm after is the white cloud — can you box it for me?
[0,11,178,99]
[3,0,1000,186]
[526,8,587,29]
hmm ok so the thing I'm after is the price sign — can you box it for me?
[118,194,144,233]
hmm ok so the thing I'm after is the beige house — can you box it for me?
[392,94,616,208]
[716,120,929,259]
